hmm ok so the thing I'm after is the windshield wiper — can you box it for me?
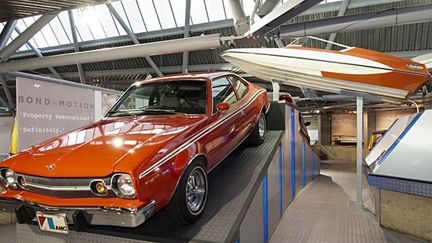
[106,110,138,118]
[143,108,186,115]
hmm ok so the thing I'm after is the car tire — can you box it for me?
[166,159,208,224]
[249,112,266,146]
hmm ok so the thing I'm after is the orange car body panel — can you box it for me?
[0,72,269,212]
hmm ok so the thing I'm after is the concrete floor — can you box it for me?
[270,160,425,243]
[0,224,15,243]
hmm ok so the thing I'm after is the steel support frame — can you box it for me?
[0,75,14,108]
[0,13,57,61]
[0,34,222,72]
[356,96,363,209]
[10,19,234,59]
[182,0,192,73]
[279,4,432,37]
[0,20,17,51]
[247,0,321,37]
[326,0,351,49]
[14,26,62,80]
[58,63,233,80]
[68,10,86,84]
[228,0,249,35]
[107,4,163,77]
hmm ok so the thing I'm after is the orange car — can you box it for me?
[0,72,269,231]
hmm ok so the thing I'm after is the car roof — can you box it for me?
[135,72,235,85]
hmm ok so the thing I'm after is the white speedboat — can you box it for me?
[221,36,431,99]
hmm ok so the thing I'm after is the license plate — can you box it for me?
[36,212,69,234]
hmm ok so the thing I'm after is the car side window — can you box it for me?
[227,76,248,99]
[211,77,237,113]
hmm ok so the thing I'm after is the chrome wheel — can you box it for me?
[258,114,266,139]
[186,167,206,214]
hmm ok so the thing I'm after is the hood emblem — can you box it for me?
[46,164,55,171]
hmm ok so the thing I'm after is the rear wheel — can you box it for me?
[167,159,208,224]
[249,112,266,145]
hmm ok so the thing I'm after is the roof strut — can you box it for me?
[68,10,86,84]
[14,26,63,80]
[182,0,192,73]
[0,13,58,62]
[107,3,163,77]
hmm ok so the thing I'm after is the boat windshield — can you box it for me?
[288,36,352,50]
[107,80,207,117]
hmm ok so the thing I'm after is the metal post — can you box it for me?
[356,96,363,208]
[271,80,280,101]
[68,10,86,84]
[0,20,17,50]
[0,75,14,108]
[0,14,57,61]
[182,0,192,73]
[107,4,163,77]
[274,38,284,48]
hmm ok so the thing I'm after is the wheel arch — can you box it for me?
[167,152,209,203]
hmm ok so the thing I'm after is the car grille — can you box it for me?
[22,175,111,187]
[16,174,113,198]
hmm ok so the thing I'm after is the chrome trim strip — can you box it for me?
[138,89,266,179]
[26,182,91,191]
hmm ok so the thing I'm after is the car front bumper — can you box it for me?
[0,197,156,228]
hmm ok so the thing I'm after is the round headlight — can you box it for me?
[5,169,15,184]
[112,174,135,198]
[1,169,17,189]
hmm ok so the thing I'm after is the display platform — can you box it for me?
[19,131,284,243]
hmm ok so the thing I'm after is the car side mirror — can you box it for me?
[304,121,311,127]
[216,102,230,113]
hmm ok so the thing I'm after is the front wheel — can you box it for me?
[248,112,266,146]
[167,160,208,224]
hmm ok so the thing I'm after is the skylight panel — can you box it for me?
[154,0,177,29]
[121,0,147,33]
[242,0,255,16]
[79,7,107,40]
[171,0,186,27]
[137,0,161,31]
[22,16,48,48]
[58,11,74,42]
[95,5,121,37]
[191,0,209,24]
[72,10,95,41]
[205,0,226,22]
[48,17,71,45]
[40,23,60,46]
[222,0,233,19]
[15,19,27,33]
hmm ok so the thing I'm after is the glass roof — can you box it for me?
[0,0,340,53]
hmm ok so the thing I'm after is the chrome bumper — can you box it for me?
[0,198,156,228]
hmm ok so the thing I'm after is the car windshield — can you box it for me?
[107,80,207,117]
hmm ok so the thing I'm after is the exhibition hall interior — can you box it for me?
[0,0,431,242]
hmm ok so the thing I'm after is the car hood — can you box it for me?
[4,115,207,177]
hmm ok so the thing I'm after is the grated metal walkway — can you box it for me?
[270,160,425,243]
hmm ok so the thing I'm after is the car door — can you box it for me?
[205,76,242,169]
[227,75,255,141]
